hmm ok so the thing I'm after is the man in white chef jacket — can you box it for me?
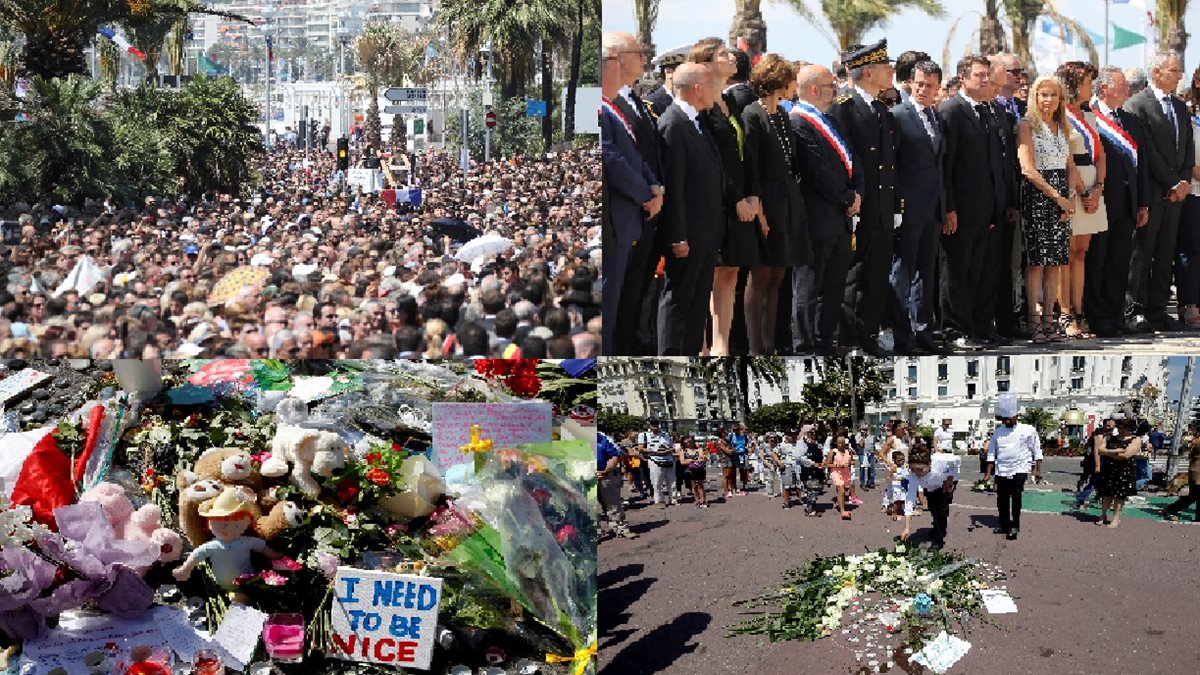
[983,393,1043,541]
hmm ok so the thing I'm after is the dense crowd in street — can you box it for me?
[603,26,1200,356]
[598,395,1200,546]
[0,141,602,359]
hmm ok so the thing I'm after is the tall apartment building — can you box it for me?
[597,359,744,433]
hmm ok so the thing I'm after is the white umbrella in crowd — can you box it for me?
[455,233,513,262]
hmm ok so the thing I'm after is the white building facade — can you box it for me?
[597,359,743,433]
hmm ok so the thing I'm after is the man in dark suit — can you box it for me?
[600,33,662,353]
[656,63,726,355]
[889,60,945,354]
[1124,52,1194,332]
[1086,66,1151,337]
[992,52,1027,119]
[938,54,1009,349]
[893,50,931,104]
[724,49,758,119]
[791,64,859,354]
[986,53,1022,343]
[828,39,899,356]
[610,32,667,355]
[644,46,689,118]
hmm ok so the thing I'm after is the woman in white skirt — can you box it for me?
[1056,61,1107,339]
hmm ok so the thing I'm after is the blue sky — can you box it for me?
[604,0,1200,74]
[1166,356,1200,404]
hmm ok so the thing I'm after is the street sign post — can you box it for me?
[384,87,429,102]
[485,111,497,129]
[384,105,428,115]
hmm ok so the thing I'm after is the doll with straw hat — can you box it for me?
[173,487,282,593]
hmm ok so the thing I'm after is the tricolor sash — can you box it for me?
[1092,108,1137,167]
[600,96,636,142]
[1066,108,1100,165]
[790,101,854,178]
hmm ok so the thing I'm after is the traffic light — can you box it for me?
[336,137,349,171]
[310,119,319,147]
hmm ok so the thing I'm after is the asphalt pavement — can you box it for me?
[599,457,1200,675]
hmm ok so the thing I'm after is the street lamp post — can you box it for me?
[262,5,276,147]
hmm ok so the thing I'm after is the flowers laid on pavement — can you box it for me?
[729,541,1007,669]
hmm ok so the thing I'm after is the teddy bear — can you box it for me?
[177,480,303,546]
[261,426,348,497]
[78,482,184,572]
[177,447,264,493]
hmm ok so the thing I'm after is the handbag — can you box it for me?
[688,460,707,472]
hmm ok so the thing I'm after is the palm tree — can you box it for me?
[633,0,660,57]
[437,0,572,100]
[730,0,767,56]
[0,0,247,80]
[946,1,1097,75]
[1156,0,1190,54]
[563,0,599,142]
[355,21,414,151]
[781,0,947,53]
[698,357,788,422]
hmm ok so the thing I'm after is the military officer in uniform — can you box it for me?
[828,39,900,357]
[645,46,691,118]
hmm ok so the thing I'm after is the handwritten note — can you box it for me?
[980,589,1018,614]
[0,368,51,404]
[18,607,172,675]
[330,567,443,670]
[213,603,268,667]
[432,402,553,470]
[910,631,972,674]
[154,607,228,667]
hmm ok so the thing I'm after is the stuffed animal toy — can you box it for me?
[78,482,184,570]
[177,479,226,546]
[177,447,264,492]
[261,426,348,497]
[255,500,304,540]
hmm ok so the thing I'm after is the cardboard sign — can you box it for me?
[330,567,443,670]
[431,402,553,470]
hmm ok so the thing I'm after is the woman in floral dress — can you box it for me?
[1096,417,1141,527]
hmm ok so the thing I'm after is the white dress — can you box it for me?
[1070,112,1109,236]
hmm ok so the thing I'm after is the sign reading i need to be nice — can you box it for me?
[330,567,443,669]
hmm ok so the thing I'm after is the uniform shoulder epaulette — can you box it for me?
[835,93,852,105]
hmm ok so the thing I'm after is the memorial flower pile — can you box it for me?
[730,541,1006,663]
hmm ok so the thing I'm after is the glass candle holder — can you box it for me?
[262,613,305,663]
[117,645,173,675]
[192,649,225,675]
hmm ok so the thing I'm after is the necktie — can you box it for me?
[923,107,940,146]
[1164,95,1178,138]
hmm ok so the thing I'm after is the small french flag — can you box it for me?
[97,26,146,60]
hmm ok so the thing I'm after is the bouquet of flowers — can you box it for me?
[972,478,994,493]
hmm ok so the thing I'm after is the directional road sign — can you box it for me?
[384,105,429,115]
[384,87,429,102]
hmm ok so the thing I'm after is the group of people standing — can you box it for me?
[602,27,1200,356]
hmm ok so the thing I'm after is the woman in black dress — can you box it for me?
[1096,417,1141,528]
[742,54,810,355]
[688,38,760,355]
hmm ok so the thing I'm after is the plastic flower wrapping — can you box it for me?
[0,359,597,674]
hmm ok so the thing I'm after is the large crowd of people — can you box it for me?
[598,394,1200,546]
[0,141,602,359]
[602,28,1200,355]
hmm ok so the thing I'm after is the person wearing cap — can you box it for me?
[637,419,677,507]
[828,39,899,357]
[983,393,1043,540]
[656,61,727,356]
[646,44,691,117]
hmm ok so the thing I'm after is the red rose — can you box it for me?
[367,468,390,486]
[530,488,551,505]
[365,452,382,464]
[554,524,577,545]
[507,373,541,397]
[336,480,360,502]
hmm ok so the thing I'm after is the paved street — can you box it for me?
[599,457,1200,675]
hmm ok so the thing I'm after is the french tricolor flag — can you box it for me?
[97,26,146,60]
